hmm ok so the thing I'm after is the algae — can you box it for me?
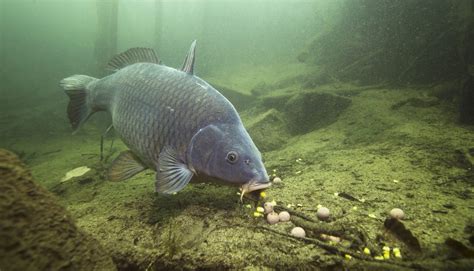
[0,149,115,271]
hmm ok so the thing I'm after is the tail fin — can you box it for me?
[60,75,97,133]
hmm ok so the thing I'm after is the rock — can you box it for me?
[0,149,116,270]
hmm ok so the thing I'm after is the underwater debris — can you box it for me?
[338,191,362,202]
[320,234,341,243]
[60,166,91,183]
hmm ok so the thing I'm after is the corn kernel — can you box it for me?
[260,191,267,198]
[393,248,402,258]
[253,212,263,217]
[374,255,384,260]
[344,254,352,260]
[245,204,252,209]
[256,207,264,213]
[382,246,390,251]
[383,251,390,259]
[363,247,371,255]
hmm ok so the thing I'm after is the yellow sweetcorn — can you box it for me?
[383,251,390,259]
[393,248,402,258]
[374,255,384,260]
[253,211,263,217]
[363,247,371,255]
[256,207,265,213]
[344,254,352,260]
[260,191,267,198]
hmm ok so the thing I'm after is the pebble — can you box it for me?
[266,212,279,224]
[316,207,330,221]
[278,211,290,222]
[290,227,306,238]
[389,208,405,220]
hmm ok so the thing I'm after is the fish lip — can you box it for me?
[240,180,271,201]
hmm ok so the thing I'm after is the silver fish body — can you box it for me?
[61,43,270,195]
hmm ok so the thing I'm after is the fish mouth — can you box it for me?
[240,181,271,201]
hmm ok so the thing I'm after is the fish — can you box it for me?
[60,40,270,198]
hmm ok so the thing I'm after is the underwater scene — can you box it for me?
[1,0,474,270]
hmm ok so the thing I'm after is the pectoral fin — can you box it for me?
[107,150,146,181]
[155,146,193,194]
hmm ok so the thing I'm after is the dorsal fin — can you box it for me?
[106,47,160,71]
[180,40,196,74]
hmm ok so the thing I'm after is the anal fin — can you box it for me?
[108,150,146,181]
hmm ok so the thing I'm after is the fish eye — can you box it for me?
[226,151,239,164]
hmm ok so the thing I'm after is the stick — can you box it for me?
[100,124,113,161]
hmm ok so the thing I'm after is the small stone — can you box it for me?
[278,211,290,222]
[290,227,306,238]
[273,177,282,183]
[266,212,279,224]
[316,207,330,221]
[263,202,274,214]
[389,208,405,220]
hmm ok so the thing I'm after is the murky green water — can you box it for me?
[1,1,473,270]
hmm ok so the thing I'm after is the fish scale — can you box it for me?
[107,63,225,168]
